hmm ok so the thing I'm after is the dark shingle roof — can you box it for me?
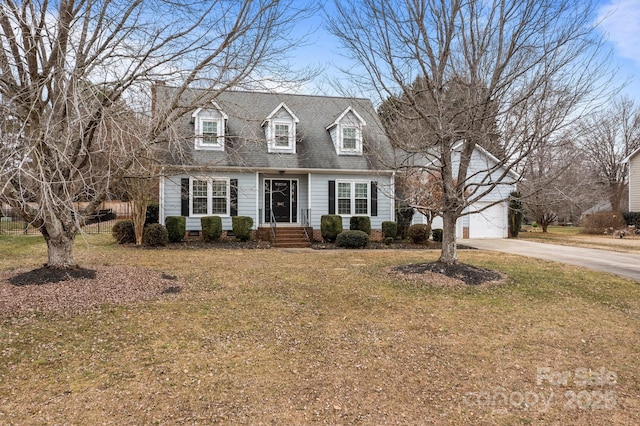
[157,87,394,172]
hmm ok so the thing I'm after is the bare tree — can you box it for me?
[0,0,312,268]
[328,0,614,264]
[395,170,444,228]
[578,96,640,213]
[521,138,595,232]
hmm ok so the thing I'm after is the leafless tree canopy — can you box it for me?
[0,0,312,268]
[328,0,614,263]
[577,96,640,213]
[520,136,596,231]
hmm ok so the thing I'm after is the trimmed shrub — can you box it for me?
[382,221,398,239]
[321,214,343,242]
[201,216,223,242]
[112,220,135,244]
[143,223,169,247]
[383,237,394,246]
[336,230,370,249]
[145,202,159,226]
[432,228,443,242]
[581,211,626,234]
[623,212,640,228]
[232,216,253,242]
[349,216,371,235]
[408,224,431,244]
[165,216,186,243]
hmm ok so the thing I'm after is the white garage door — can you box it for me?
[468,202,507,238]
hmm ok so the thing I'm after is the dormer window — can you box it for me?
[192,102,228,151]
[202,120,218,144]
[342,127,358,150]
[326,106,366,156]
[262,102,299,154]
[275,123,291,147]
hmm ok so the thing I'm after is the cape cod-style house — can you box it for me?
[155,86,396,246]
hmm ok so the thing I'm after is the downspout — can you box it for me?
[255,172,260,228]
[159,173,165,225]
[308,173,312,227]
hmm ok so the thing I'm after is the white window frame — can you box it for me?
[274,122,291,147]
[190,177,231,217]
[268,119,295,152]
[201,119,219,145]
[341,126,359,151]
[192,104,227,151]
[326,107,366,156]
[195,116,225,150]
[336,180,370,216]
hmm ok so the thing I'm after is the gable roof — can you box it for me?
[397,140,520,180]
[191,101,228,120]
[452,141,520,180]
[155,87,393,172]
[622,146,640,164]
[325,106,366,130]
[261,102,299,126]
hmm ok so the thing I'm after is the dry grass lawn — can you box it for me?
[1,234,639,425]
[520,226,640,253]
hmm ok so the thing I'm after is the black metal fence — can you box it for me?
[0,203,132,236]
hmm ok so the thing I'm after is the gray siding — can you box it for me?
[162,173,258,230]
[308,173,394,229]
[163,171,394,231]
[630,154,640,211]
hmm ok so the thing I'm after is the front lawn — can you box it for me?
[1,234,638,424]
[520,226,640,253]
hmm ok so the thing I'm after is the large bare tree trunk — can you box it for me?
[41,219,78,269]
[439,211,458,265]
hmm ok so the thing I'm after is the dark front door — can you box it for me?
[265,179,297,223]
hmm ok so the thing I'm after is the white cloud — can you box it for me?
[599,0,640,66]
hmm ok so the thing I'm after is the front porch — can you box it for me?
[257,225,313,248]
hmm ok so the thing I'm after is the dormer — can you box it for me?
[326,106,366,156]
[261,102,299,154]
[191,101,228,151]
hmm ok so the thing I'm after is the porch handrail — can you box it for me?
[301,208,311,243]
[269,209,277,243]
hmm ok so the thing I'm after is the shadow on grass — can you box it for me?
[9,267,96,286]
[391,262,502,285]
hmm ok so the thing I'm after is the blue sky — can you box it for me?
[290,0,640,103]
[598,0,640,102]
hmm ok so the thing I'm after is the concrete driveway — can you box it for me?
[464,239,640,282]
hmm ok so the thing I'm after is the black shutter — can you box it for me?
[371,181,378,217]
[328,180,335,214]
[230,179,238,216]
[181,178,190,216]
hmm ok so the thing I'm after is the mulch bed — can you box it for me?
[390,262,505,286]
[0,266,185,320]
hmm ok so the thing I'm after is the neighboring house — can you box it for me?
[156,87,396,245]
[580,200,612,222]
[623,147,640,212]
[411,143,518,238]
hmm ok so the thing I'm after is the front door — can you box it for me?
[264,179,297,223]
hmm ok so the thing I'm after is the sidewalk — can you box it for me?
[464,239,640,282]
